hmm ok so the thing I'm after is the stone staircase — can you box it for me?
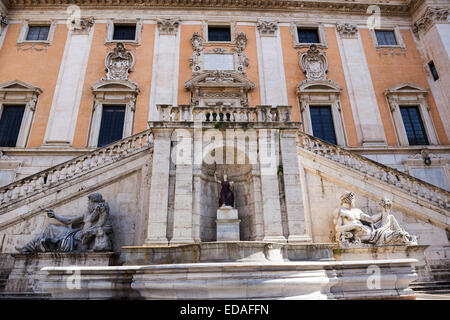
[0,128,448,296]
[297,132,450,294]
[0,129,152,229]
[297,132,449,212]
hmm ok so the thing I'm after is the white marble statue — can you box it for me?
[334,191,417,246]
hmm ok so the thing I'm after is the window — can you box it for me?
[105,20,143,45]
[297,28,319,43]
[97,106,125,147]
[112,24,136,41]
[208,26,231,42]
[26,26,50,41]
[17,21,56,46]
[0,105,25,147]
[428,61,439,81]
[375,30,397,46]
[400,106,429,146]
[310,106,337,145]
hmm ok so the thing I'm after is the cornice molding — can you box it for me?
[5,0,417,16]
[413,6,449,35]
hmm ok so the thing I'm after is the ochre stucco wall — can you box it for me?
[0,23,67,147]
[72,23,156,147]
[360,28,448,146]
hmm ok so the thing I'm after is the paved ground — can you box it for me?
[415,293,450,300]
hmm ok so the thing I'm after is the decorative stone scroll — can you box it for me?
[257,20,278,36]
[333,191,418,247]
[69,16,94,34]
[157,18,180,35]
[104,43,135,81]
[17,193,114,253]
[299,44,328,81]
[413,7,449,35]
[336,23,358,38]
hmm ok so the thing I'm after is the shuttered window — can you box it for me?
[400,106,429,146]
[310,106,337,145]
[375,30,397,46]
[113,25,136,41]
[0,105,25,147]
[97,106,125,147]
[297,28,319,43]
[208,26,231,42]
[26,26,50,41]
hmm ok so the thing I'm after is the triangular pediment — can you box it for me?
[0,79,42,93]
[385,82,428,95]
[91,79,139,93]
[297,79,342,94]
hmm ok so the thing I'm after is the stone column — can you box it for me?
[171,129,195,244]
[279,129,312,243]
[258,129,286,242]
[145,128,172,245]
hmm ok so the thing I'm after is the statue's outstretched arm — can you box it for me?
[46,209,83,225]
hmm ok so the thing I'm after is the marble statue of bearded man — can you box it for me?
[17,193,113,253]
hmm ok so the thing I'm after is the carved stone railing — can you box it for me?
[0,129,153,208]
[156,104,292,123]
[297,132,449,209]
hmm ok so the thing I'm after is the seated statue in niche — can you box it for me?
[333,191,417,246]
[16,193,113,253]
[214,172,235,208]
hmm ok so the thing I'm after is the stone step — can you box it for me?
[411,280,450,294]
[0,292,51,300]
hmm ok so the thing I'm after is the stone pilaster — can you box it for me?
[171,129,195,244]
[279,129,311,243]
[145,128,172,245]
[258,129,285,242]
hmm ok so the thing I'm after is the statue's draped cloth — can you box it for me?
[219,180,234,207]
[22,224,81,252]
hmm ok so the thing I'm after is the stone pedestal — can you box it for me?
[2,252,119,296]
[216,206,240,241]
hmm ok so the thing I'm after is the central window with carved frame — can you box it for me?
[291,23,327,48]
[112,24,136,41]
[105,20,143,45]
[208,26,231,42]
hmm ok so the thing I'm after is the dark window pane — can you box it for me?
[428,61,439,81]
[310,106,337,145]
[400,106,429,146]
[26,26,50,41]
[208,27,231,42]
[97,106,125,147]
[113,25,136,41]
[297,28,319,43]
[0,105,25,147]
[375,30,397,46]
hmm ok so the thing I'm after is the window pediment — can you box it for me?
[0,80,42,95]
[92,80,139,94]
[384,82,428,95]
[297,80,342,95]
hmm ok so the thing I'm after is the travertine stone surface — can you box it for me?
[3,252,118,294]
[216,207,240,241]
